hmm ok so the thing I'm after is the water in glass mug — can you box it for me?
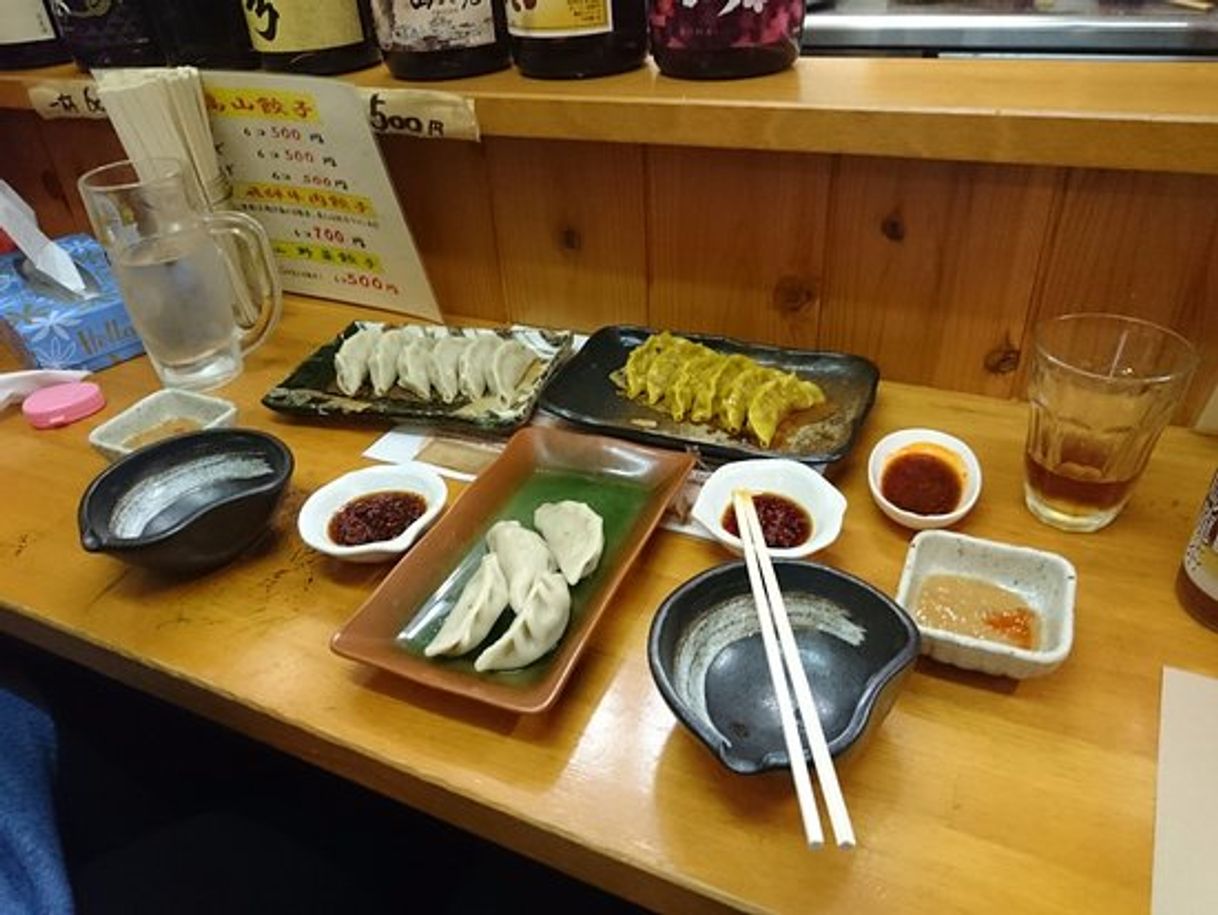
[112,230,242,390]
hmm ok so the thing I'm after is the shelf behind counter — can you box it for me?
[4,57,1218,173]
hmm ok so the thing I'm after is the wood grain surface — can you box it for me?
[2,295,1217,913]
[5,59,1218,173]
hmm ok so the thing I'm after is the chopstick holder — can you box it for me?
[734,490,857,849]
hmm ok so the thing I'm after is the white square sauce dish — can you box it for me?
[895,530,1076,679]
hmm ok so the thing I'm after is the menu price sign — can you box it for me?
[201,71,438,320]
[29,80,106,120]
[362,88,481,142]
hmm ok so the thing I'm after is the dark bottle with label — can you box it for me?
[1178,469,1218,631]
[244,0,381,75]
[52,0,164,71]
[508,0,646,79]
[373,0,510,80]
[146,0,258,70]
[0,0,69,69]
[650,0,803,79]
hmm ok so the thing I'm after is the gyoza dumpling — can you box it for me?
[430,336,469,403]
[644,338,708,406]
[692,353,750,424]
[486,520,556,613]
[487,340,536,403]
[473,571,570,672]
[746,373,826,447]
[622,332,673,399]
[533,501,604,586]
[719,366,778,433]
[665,352,721,422]
[396,338,434,399]
[458,334,504,401]
[370,328,408,396]
[424,553,509,658]
[333,325,382,396]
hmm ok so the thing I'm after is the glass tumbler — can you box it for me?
[1024,313,1198,532]
[79,158,282,392]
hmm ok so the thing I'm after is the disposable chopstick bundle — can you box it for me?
[95,68,225,205]
[733,490,857,849]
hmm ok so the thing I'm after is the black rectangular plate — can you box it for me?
[262,321,573,434]
[538,326,879,468]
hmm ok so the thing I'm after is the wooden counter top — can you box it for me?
[3,294,1218,912]
[4,57,1218,172]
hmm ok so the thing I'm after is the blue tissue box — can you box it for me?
[0,234,143,372]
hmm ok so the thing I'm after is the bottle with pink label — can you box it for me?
[650,0,804,80]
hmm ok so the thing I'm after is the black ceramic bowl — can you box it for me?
[78,429,294,575]
[649,561,919,774]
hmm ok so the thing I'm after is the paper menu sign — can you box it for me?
[1153,667,1218,914]
[201,71,439,320]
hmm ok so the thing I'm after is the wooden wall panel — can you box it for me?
[40,118,126,232]
[1028,169,1218,424]
[379,136,507,323]
[0,110,79,238]
[819,157,1060,399]
[485,137,647,331]
[646,147,831,348]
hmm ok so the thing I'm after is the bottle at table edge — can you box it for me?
[1178,468,1218,630]
[51,0,164,71]
[243,0,381,76]
[374,0,510,81]
[0,0,69,69]
[508,0,646,80]
[650,0,804,80]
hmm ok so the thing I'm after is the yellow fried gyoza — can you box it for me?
[720,366,780,433]
[665,352,722,421]
[623,332,673,399]
[747,373,826,447]
[644,337,708,405]
[616,332,827,447]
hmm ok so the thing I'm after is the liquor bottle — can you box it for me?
[650,0,804,80]
[508,0,646,79]
[146,0,259,70]
[243,0,381,75]
[1178,469,1218,630]
[374,0,510,80]
[0,0,69,69]
[52,0,165,71]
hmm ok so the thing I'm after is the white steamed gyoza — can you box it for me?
[333,325,382,396]
[424,553,509,658]
[533,501,605,586]
[474,571,571,672]
[485,519,556,613]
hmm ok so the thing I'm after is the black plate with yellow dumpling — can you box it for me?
[538,326,879,470]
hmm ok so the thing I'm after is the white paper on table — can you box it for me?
[1153,666,1218,915]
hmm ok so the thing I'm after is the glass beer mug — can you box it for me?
[79,158,282,391]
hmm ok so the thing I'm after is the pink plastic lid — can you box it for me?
[23,382,106,429]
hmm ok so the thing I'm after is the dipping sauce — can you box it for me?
[881,444,965,516]
[914,573,1040,650]
[123,417,203,450]
[722,493,812,550]
[328,491,426,547]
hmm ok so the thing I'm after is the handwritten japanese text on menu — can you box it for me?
[201,71,438,319]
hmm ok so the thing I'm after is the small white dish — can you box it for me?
[690,458,847,559]
[88,389,237,461]
[297,463,448,563]
[867,428,982,530]
[895,530,1076,679]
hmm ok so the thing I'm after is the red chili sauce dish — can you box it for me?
[880,444,965,516]
[328,490,427,547]
[721,493,813,550]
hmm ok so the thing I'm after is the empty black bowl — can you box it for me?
[78,429,294,575]
[648,561,919,774]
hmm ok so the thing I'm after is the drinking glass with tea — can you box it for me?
[1023,313,1197,532]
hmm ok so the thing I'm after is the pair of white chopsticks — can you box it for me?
[732,490,856,850]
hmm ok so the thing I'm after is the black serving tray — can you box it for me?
[262,321,573,434]
[538,326,879,469]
